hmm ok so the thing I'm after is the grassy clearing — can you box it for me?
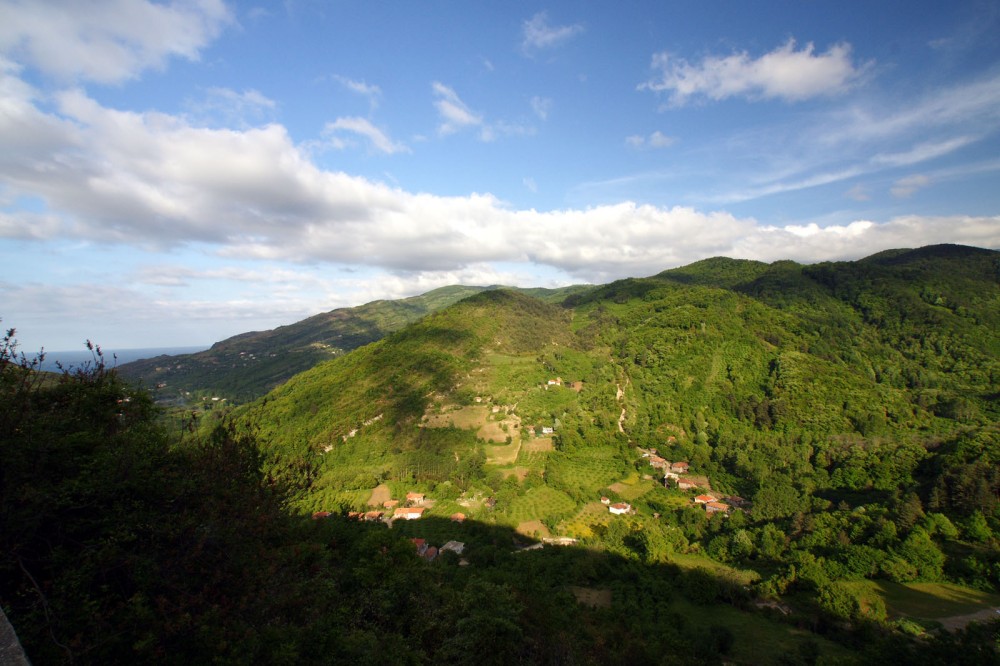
[668,552,761,586]
[607,478,657,501]
[367,483,391,506]
[422,405,489,428]
[485,437,521,464]
[668,597,852,664]
[546,448,626,496]
[843,580,1000,620]
[507,486,576,523]
[516,519,551,539]
[559,501,613,539]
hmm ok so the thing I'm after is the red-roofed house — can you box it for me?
[406,492,425,505]
[671,461,690,474]
[311,511,331,520]
[694,494,716,504]
[383,499,399,509]
[609,502,631,515]
[394,507,425,520]
[450,512,466,523]
[600,497,611,505]
[649,455,668,470]
[410,538,427,555]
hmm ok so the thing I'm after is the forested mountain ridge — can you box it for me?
[118,283,591,402]
[221,244,1000,659]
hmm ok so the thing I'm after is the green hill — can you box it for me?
[118,283,593,403]
[229,245,1000,645]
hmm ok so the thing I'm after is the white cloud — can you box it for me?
[530,96,552,120]
[186,87,277,127]
[333,75,381,109]
[432,82,482,136]
[323,116,409,154]
[521,12,583,53]
[0,0,232,84]
[641,39,865,105]
[0,67,997,288]
[626,130,675,149]
[891,174,930,198]
[845,184,870,201]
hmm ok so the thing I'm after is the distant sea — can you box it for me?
[36,346,210,371]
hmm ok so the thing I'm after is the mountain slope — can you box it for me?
[118,284,592,402]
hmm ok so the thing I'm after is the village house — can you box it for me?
[705,501,731,515]
[600,496,611,505]
[423,546,439,562]
[383,499,399,509]
[677,477,699,491]
[450,512,466,523]
[406,492,425,505]
[410,538,428,555]
[648,455,668,470]
[441,541,465,555]
[547,377,562,386]
[609,502,631,515]
[693,494,716,504]
[363,510,384,521]
[671,461,690,474]
[541,426,554,435]
[394,507,425,520]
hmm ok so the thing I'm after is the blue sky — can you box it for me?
[2,1,999,351]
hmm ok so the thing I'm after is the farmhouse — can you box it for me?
[648,455,668,470]
[406,492,425,504]
[441,541,466,555]
[383,500,399,509]
[609,502,631,515]
[677,477,699,490]
[600,497,611,505]
[693,494,716,504]
[394,507,425,520]
[450,512,466,523]
[705,501,730,515]
[671,461,690,474]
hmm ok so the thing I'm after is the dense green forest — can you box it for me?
[3,245,1000,663]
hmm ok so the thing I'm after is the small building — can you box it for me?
[671,461,690,474]
[406,492,425,505]
[541,427,554,435]
[394,507,425,520]
[383,499,399,509]
[706,501,730,515]
[600,497,611,505]
[410,538,428,555]
[423,546,439,562]
[450,512,466,523]
[693,494,716,504]
[441,540,466,555]
[677,477,699,491]
[649,455,668,470]
[363,510,384,521]
[609,502,631,515]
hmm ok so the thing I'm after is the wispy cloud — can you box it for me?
[891,174,930,198]
[186,87,277,127]
[641,39,866,105]
[333,74,382,110]
[626,131,675,149]
[530,96,552,120]
[521,12,583,53]
[432,82,482,136]
[322,116,409,154]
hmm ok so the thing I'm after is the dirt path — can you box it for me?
[936,606,1000,631]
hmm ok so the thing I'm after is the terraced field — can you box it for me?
[507,486,576,523]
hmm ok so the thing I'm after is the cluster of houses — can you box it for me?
[640,448,751,517]
[600,497,633,515]
[410,538,467,564]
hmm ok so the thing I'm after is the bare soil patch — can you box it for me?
[516,520,551,539]
[367,483,391,507]
[422,405,489,429]
[501,467,531,481]
[523,437,554,453]
[570,586,612,609]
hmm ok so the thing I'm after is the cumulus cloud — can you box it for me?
[0,0,231,84]
[0,66,997,287]
[521,12,583,53]
[323,116,409,154]
[641,39,865,105]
